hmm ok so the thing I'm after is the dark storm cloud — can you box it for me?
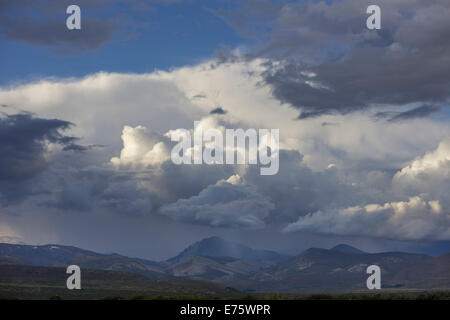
[0,0,179,52]
[0,112,81,180]
[62,143,105,152]
[242,149,357,225]
[210,107,227,115]
[0,112,89,205]
[53,161,235,217]
[0,16,119,51]
[159,176,274,229]
[375,105,443,122]
[54,169,156,216]
[158,148,359,229]
[0,0,121,51]
[215,0,450,118]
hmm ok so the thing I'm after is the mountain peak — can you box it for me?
[171,237,290,262]
[198,236,227,244]
[330,244,366,255]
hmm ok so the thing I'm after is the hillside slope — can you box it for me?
[0,264,241,300]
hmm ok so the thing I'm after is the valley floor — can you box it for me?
[0,264,449,301]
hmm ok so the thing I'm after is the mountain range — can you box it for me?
[1,237,449,293]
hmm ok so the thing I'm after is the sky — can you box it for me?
[0,0,449,260]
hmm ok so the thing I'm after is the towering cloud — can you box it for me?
[110,125,171,168]
[394,138,450,203]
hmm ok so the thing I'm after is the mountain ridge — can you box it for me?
[169,236,291,262]
[1,239,449,292]
[0,242,166,279]
[331,244,366,255]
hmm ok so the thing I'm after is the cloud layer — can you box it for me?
[0,55,449,254]
[215,0,450,118]
[284,196,449,240]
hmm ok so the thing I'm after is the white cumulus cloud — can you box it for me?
[284,196,450,240]
[394,138,450,203]
[110,125,171,168]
